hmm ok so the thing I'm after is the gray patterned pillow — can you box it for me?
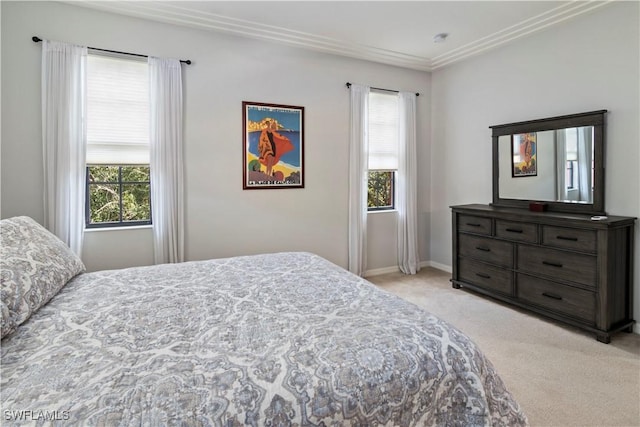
[1,216,85,338]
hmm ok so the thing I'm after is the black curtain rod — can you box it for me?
[32,36,191,65]
[346,82,419,97]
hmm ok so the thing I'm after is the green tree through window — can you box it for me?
[368,171,394,210]
[86,165,151,227]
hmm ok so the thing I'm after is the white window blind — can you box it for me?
[564,127,578,161]
[86,54,149,164]
[368,91,399,170]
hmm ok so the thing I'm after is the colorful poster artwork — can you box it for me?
[243,102,304,189]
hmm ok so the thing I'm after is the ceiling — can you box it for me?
[73,1,612,71]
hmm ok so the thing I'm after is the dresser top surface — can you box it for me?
[451,204,636,227]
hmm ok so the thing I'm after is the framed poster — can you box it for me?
[242,101,304,189]
[511,132,537,177]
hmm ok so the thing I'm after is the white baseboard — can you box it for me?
[425,260,452,273]
[364,260,452,277]
[363,265,400,277]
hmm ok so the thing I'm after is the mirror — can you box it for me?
[491,110,606,215]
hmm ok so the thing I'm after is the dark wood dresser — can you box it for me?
[451,204,635,343]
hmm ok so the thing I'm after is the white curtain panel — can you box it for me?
[578,126,593,203]
[397,92,420,274]
[555,129,568,200]
[149,57,184,264]
[348,84,370,276]
[41,40,87,256]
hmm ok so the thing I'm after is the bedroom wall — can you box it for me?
[0,1,431,273]
[430,1,640,332]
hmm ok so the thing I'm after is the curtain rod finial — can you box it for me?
[32,36,42,43]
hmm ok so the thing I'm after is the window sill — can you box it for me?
[368,209,397,214]
[84,225,153,233]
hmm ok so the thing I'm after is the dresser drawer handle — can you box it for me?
[556,235,578,242]
[542,292,563,301]
[475,246,491,252]
[542,260,563,268]
[505,228,523,233]
[476,273,491,279]
[466,222,482,227]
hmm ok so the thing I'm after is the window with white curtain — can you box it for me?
[85,53,152,228]
[368,90,399,210]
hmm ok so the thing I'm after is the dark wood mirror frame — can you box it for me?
[490,110,607,215]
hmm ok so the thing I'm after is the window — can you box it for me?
[368,171,395,210]
[368,91,399,211]
[566,160,577,189]
[85,53,151,228]
[86,165,151,227]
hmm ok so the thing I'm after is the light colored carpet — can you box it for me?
[367,267,640,427]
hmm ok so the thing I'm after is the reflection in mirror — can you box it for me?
[557,126,594,203]
[498,126,594,204]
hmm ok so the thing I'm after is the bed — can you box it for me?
[1,216,528,426]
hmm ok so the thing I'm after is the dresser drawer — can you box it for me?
[458,234,513,268]
[517,274,595,323]
[542,226,597,253]
[458,258,513,295]
[518,245,596,287]
[458,215,492,235]
[495,220,538,243]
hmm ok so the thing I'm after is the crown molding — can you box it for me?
[69,1,433,70]
[430,1,612,70]
[67,0,611,72]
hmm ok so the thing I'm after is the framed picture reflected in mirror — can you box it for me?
[512,132,537,177]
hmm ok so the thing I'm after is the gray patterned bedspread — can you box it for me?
[1,252,527,426]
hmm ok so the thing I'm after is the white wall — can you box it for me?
[0,1,431,273]
[430,2,640,331]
